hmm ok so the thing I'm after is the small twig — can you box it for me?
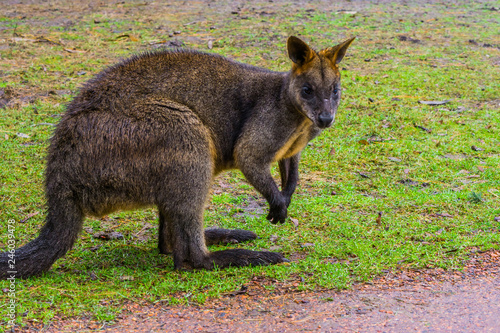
[20,211,40,223]
[413,123,432,133]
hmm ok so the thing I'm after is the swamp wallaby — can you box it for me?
[0,36,354,278]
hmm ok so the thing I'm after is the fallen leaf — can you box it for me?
[93,231,124,240]
[418,99,452,105]
[358,139,369,145]
[290,218,299,227]
[64,48,87,54]
[11,37,37,43]
[358,172,370,179]
[438,212,453,218]
[154,40,185,48]
[413,123,431,133]
[35,36,62,45]
[335,10,357,14]
[329,147,336,155]
[398,179,429,187]
[20,212,39,223]
[471,145,484,151]
[388,157,401,162]
[116,34,139,41]
[398,35,421,43]
[87,245,102,252]
[208,40,213,49]
[442,153,467,160]
[301,243,315,248]
[229,285,247,296]
[120,275,135,281]
[494,216,500,222]
[16,133,30,139]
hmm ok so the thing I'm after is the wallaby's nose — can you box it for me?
[318,112,334,128]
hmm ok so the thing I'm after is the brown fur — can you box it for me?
[0,36,355,278]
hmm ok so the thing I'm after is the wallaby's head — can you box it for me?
[286,36,355,129]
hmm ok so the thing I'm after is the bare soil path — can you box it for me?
[26,250,499,332]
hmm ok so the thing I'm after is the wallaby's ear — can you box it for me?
[287,36,314,65]
[321,37,356,65]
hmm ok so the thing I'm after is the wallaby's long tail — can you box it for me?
[0,197,83,279]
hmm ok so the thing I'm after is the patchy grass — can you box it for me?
[0,0,499,329]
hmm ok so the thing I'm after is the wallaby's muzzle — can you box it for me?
[317,111,334,128]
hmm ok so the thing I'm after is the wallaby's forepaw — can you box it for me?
[206,249,288,269]
[267,204,287,224]
[204,228,257,246]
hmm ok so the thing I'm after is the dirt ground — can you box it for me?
[23,250,499,332]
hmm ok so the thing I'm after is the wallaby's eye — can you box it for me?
[333,86,339,95]
[301,85,314,99]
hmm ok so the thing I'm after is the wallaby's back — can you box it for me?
[70,50,286,168]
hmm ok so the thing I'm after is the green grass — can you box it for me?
[0,0,499,329]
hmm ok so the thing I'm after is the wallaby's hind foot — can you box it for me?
[204,228,257,246]
[175,249,287,271]
[204,249,287,270]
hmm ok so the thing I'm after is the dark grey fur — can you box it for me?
[0,36,354,278]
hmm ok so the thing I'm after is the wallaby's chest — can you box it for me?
[273,119,314,162]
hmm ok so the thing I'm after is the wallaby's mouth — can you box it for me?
[317,122,333,129]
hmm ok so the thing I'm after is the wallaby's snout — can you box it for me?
[318,112,334,128]
[317,99,335,128]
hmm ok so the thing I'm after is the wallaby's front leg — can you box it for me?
[278,154,300,207]
[237,156,288,224]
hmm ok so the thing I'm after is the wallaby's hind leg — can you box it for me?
[164,206,286,270]
[158,211,172,254]
[159,170,286,270]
